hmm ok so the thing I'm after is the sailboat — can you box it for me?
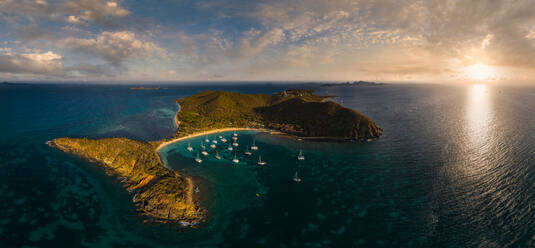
[244,146,252,155]
[201,148,208,156]
[257,155,266,166]
[221,137,227,143]
[210,143,216,148]
[251,139,258,150]
[232,153,239,164]
[233,131,238,137]
[187,141,193,151]
[232,141,239,147]
[232,135,238,141]
[218,135,223,139]
[297,149,305,160]
[292,171,302,182]
[215,150,221,160]
[227,145,233,151]
[200,141,205,149]
[204,135,210,143]
[212,138,218,144]
[195,152,202,163]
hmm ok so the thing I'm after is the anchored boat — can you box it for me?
[232,153,239,164]
[244,146,252,155]
[195,151,202,163]
[292,171,302,182]
[187,141,193,151]
[297,149,305,161]
[257,155,266,166]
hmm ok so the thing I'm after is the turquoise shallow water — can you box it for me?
[0,83,534,247]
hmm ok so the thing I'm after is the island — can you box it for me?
[47,138,205,226]
[1,81,28,85]
[130,87,168,90]
[175,89,382,140]
[48,89,382,227]
[321,80,386,87]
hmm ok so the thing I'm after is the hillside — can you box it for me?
[175,89,382,140]
[48,138,205,225]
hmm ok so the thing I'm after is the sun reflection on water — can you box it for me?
[466,84,492,148]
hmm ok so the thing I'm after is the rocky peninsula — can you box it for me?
[48,88,381,227]
[48,138,205,226]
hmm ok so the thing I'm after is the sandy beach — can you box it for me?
[156,102,270,152]
[156,127,269,152]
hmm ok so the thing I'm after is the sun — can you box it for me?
[465,63,494,81]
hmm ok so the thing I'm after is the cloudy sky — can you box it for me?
[1,0,535,83]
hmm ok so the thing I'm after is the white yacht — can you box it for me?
[218,135,223,139]
[232,153,239,164]
[204,135,210,143]
[201,148,208,156]
[257,155,266,166]
[195,152,202,163]
[244,146,252,155]
[233,131,238,137]
[200,141,205,149]
[233,142,239,147]
[187,141,193,151]
[232,136,238,141]
[292,171,302,182]
[227,145,233,151]
[251,139,258,150]
[210,144,216,149]
[212,139,218,144]
[297,149,305,161]
[215,150,221,160]
[221,137,227,143]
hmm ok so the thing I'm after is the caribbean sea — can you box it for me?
[0,83,533,247]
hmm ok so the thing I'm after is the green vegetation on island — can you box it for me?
[49,88,382,227]
[48,137,205,225]
[130,87,168,90]
[175,89,382,140]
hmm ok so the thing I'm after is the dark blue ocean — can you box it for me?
[0,83,534,247]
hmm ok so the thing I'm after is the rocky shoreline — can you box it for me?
[48,89,382,229]
[47,138,205,227]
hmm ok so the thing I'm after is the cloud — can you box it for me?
[64,63,113,77]
[0,0,56,19]
[63,0,130,27]
[66,15,86,25]
[0,0,130,27]
[236,28,285,57]
[15,24,51,42]
[0,50,63,75]
[3,0,535,82]
[61,31,166,66]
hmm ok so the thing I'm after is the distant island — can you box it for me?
[48,89,381,227]
[321,81,386,87]
[1,81,28,85]
[130,87,168,90]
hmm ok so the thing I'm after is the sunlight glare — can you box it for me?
[466,63,494,81]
